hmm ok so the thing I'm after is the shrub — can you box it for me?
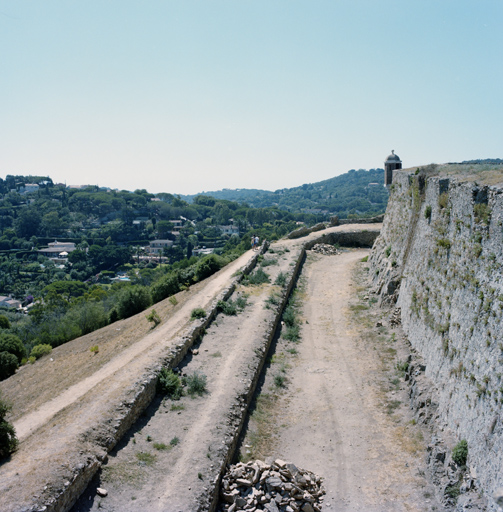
[30,344,52,360]
[194,254,227,282]
[190,308,206,320]
[283,325,300,342]
[396,360,409,374]
[385,246,392,258]
[0,333,26,363]
[216,300,237,316]
[260,258,277,267]
[436,238,451,250]
[452,439,468,467]
[360,255,368,263]
[244,268,270,285]
[184,371,207,396]
[235,294,248,310]
[146,309,161,326]
[274,374,286,388]
[438,192,448,209]
[67,301,107,336]
[157,368,183,399]
[424,205,432,220]
[0,393,18,459]
[169,296,178,306]
[474,203,491,225]
[265,293,280,308]
[90,345,99,354]
[116,285,152,319]
[445,484,461,499]
[0,315,10,329]
[151,273,181,303]
[0,352,18,381]
[136,451,156,465]
[275,272,287,286]
[283,306,297,328]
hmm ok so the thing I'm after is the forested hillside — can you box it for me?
[0,174,318,379]
[0,168,388,381]
[182,168,388,218]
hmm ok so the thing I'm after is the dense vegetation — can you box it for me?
[181,168,388,218]
[0,168,387,381]
[0,176,305,379]
[0,392,17,459]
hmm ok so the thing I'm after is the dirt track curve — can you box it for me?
[257,249,441,511]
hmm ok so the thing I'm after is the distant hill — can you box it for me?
[181,168,388,219]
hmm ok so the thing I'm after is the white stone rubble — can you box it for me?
[310,244,340,256]
[219,459,324,512]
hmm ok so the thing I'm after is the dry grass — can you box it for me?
[401,163,503,186]
[350,261,429,459]
[101,457,147,486]
[241,393,279,463]
[394,424,425,456]
[0,283,199,422]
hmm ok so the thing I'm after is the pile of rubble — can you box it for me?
[310,243,340,256]
[219,459,324,512]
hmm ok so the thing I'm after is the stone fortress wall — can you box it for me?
[369,166,503,510]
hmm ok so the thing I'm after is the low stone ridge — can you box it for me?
[310,243,340,256]
[219,459,324,512]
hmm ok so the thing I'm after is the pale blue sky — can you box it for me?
[1,1,501,194]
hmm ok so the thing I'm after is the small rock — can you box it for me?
[96,488,108,497]
[236,478,252,487]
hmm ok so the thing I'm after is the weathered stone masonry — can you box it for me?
[369,168,503,510]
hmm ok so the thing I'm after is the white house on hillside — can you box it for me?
[149,240,174,255]
[0,296,22,309]
[38,241,77,261]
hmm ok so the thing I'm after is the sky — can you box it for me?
[1,1,502,195]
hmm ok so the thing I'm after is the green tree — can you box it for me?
[116,285,152,319]
[0,315,10,329]
[0,393,18,458]
[0,352,18,381]
[156,220,174,239]
[43,281,87,301]
[41,211,62,235]
[0,333,26,363]
[15,208,41,238]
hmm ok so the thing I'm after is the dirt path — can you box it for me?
[72,247,299,512]
[0,249,257,512]
[13,250,254,442]
[241,249,441,511]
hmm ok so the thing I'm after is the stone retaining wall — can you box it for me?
[369,169,503,510]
